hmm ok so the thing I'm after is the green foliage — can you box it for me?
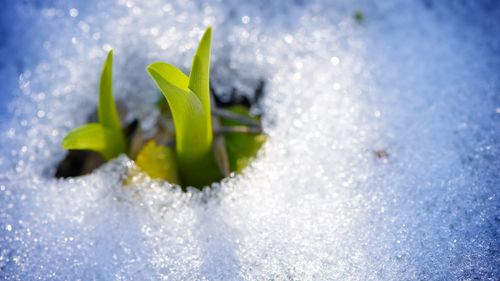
[61,28,266,189]
[188,27,213,138]
[354,10,364,23]
[136,140,180,183]
[62,50,126,160]
[220,106,266,173]
[147,27,222,188]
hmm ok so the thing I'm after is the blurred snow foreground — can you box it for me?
[0,0,499,279]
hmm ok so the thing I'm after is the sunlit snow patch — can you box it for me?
[0,0,499,280]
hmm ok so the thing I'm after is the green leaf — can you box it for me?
[98,50,126,154]
[146,27,224,187]
[135,140,180,184]
[99,50,120,131]
[146,63,208,159]
[221,106,266,173]
[61,50,126,161]
[188,27,213,142]
[61,123,117,160]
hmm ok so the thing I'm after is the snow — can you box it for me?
[1,0,499,279]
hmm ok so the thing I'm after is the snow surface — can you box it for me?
[1,0,499,280]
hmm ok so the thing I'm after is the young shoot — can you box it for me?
[354,10,364,23]
[61,50,126,161]
[59,28,265,189]
[147,27,222,187]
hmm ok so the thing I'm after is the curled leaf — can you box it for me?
[62,123,117,160]
[220,106,266,173]
[146,27,221,188]
[136,140,180,184]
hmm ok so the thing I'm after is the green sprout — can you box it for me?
[147,27,222,187]
[60,27,265,189]
[354,10,364,23]
[62,50,126,160]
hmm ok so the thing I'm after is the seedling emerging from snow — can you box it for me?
[59,27,265,188]
[61,50,126,160]
[147,27,222,187]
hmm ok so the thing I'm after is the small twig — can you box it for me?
[211,108,261,127]
[211,95,231,177]
[216,126,263,135]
